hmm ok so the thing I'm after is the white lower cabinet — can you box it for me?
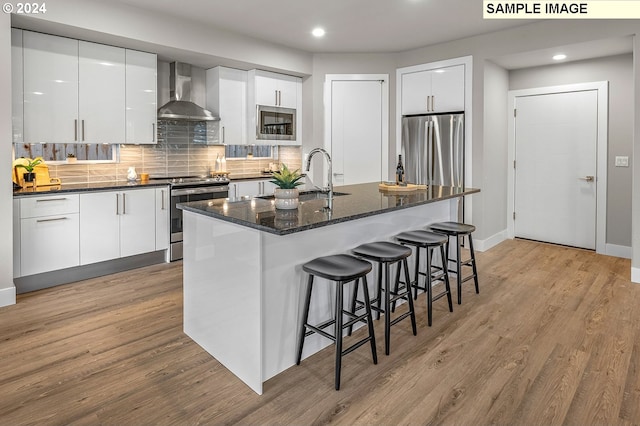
[19,194,80,276]
[233,179,278,198]
[155,187,170,251]
[80,188,156,265]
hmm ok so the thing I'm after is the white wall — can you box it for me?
[0,13,16,307]
[480,60,509,249]
[510,54,633,248]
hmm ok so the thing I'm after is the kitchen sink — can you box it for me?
[257,190,349,202]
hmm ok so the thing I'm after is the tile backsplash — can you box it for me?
[45,122,302,184]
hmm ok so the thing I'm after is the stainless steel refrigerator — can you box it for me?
[401,113,464,188]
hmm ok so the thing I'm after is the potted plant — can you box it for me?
[66,153,77,163]
[270,164,304,210]
[15,157,43,184]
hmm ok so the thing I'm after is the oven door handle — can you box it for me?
[171,185,229,197]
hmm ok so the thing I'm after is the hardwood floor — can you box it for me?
[1,239,638,425]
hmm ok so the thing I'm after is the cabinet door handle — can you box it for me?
[152,123,155,143]
[161,189,166,210]
[275,90,278,105]
[432,95,435,111]
[116,193,119,215]
[36,217,68,223]
[74,119,78,141]
[122,193,126,214]
[36,197,67,202]
[82,120,85,141]
[222,126,225,143]
[278,90,282,106]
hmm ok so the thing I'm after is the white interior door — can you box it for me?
[514,90,598,249]
[330,79,384,185]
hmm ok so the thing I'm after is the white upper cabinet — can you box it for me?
[206,66,247,145]
[23,31,79,144]
[16,30,158,145]
[11,28,23,143]
[79,41,126,143]
[401,64,464,115]
[255,72,280,107]
[126,49,157,144]
[253,70,299,109]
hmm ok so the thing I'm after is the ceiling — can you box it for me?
[14,0,633,71]
[107,0,538,54]
[493,36,633,70]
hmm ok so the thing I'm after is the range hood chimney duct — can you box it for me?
[157,62,219,122]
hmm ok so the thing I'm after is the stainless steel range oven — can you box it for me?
[154,177,229,261]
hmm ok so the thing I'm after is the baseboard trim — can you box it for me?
[0,286,16,307]
[605,243,631,259]
[14,251,167,294]
[474,229,507,252]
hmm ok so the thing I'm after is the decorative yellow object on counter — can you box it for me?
[378,182,427,192]
[12,157,61,188]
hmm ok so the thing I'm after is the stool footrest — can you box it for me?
[460,274,478,284]
[432,290,450,302]
[389,311,413,327]
[305,324,336,342]
[342,336,375,357]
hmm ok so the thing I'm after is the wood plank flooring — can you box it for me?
[0,239,638,425]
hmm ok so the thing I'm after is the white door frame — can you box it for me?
[324,74,389,183]
[507,81,608,254]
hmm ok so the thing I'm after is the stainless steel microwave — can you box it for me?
[256,105,296,141]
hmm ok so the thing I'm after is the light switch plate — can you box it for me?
[615,156,629,167]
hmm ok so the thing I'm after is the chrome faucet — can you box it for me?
[306,148,333,210]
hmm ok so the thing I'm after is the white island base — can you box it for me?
[183,198,456,394]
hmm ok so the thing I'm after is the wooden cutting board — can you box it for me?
[378,182,427,192]
[13,163,61,187]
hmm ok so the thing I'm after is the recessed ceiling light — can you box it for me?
[312,27,325,38]
[553,54,567,61]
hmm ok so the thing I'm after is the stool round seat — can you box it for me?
[352,241,412,262]
[429,221,476,235]
[302,254,372,282]
[396,230,448,247]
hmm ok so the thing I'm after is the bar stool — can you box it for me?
[296,254,377,390]
[428,221,479,305]
[395,230,453,326]
[350,241,417,356]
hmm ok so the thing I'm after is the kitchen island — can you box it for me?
[178,182,479,394]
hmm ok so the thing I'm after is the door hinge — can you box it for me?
[514,108,517,117]
[513,212,516,220]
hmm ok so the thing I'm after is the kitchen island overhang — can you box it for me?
[178,182,479,394]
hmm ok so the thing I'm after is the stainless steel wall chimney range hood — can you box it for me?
[157,62,219,121]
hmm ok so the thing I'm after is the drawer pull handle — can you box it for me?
[36,217,68,223]
[36,198,67,202]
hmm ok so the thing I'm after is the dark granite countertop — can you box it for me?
[13,180,171,197]
[178,182,480,236]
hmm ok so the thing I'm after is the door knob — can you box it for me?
[578,176,595,182]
